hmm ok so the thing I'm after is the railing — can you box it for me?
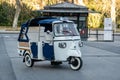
[87,29,114,42]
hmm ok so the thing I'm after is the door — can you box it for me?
[43,43,54,60]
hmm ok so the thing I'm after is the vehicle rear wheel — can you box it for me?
[24,54,34,67]
[69,57,82,71]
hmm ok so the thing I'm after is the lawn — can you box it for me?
[0,26,20,31]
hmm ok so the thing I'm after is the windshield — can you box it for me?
[54,22,79,36]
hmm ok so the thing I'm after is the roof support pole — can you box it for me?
[77,15,80,31]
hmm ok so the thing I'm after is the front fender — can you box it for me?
[67,49,81,58]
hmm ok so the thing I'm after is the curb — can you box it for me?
[114,33,120,36]
[0,31,19,34]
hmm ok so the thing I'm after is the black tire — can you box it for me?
[24,54,34,67]
[69,57,82,71]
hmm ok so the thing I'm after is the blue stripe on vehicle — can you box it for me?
[31,42,38,58]
[43,43,54,60]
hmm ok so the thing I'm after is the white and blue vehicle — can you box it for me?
[18,17,83,70]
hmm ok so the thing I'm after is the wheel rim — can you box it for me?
[70,57,81,70]
[25,55,32,67]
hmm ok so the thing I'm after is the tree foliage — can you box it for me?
[0,0,39,26]
[0,0,120,28]
[88,13,102,28]
[0,1,15,26]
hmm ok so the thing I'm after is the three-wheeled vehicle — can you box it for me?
[18,17,83,70]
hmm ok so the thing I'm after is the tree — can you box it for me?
[111,0,116,31]
[88,13,102,28]
[74,0,85,5]
[12,0,22,29]
[116,0,120,27]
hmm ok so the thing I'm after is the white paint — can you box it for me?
[54,36,81,61]
[38,42,44,60]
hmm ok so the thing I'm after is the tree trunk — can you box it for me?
[64,0,68,2]
[41,0,45,9]
[74,0,85,6]
[111,0,116,31]
[12,0,21,29]
[72,0,74,3]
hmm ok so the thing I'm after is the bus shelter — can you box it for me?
[38,2,93,38]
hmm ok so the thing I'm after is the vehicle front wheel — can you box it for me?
[69,57,82,71]
[24,54,34,67]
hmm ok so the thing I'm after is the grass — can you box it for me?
[0,26,20,31]
[116,28,120,33]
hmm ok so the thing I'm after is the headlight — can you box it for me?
[58,42,67,48]
[78,41,83,47]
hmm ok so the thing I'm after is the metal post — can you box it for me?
[96,29,98,41]
[77,15,80,31]
[88,29,90,38]
[112,30,114,42]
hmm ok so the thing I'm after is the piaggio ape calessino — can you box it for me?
[18,17,83,71]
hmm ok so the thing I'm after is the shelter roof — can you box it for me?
[44,2,87,9]
[39,2,92,14]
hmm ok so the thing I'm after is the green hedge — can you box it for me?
[0,2,39,27]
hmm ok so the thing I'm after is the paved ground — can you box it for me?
[84,41,120,54]
[0,36,16,80]
[0,33,120,80]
